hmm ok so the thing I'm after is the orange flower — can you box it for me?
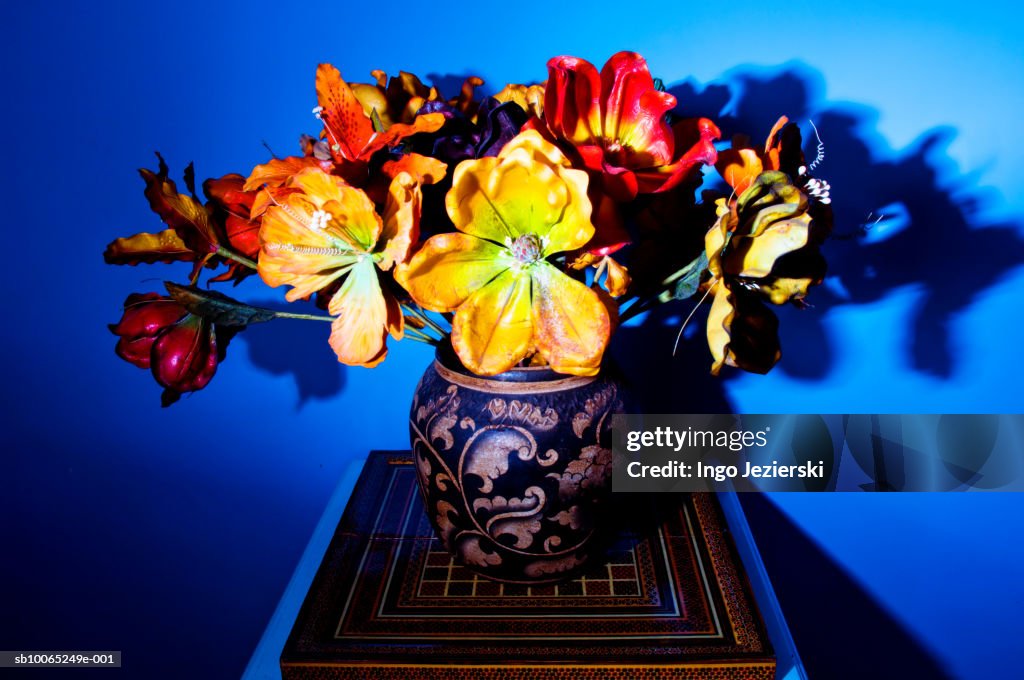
[257,168,421,367]
[399,130,610,376]
[314,64,446,172]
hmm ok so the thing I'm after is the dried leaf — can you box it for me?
[140,154,222,255]
[164,282,276,327]
[183,162,198,199]
[602,257,631,297]
[104,230,194,265]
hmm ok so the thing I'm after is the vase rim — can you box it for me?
[433,339,596,388]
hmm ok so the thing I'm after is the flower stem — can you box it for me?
[673,278,719,356]
[266,305,440,349]
[405,327,439,345]
[403,304,448,338]
[271,310,335,322]
[216,246,258,270]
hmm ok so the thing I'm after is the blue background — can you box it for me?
[3,1,1023,678]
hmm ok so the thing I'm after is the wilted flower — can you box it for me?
[420,97,530,165]
[704,171,827,374]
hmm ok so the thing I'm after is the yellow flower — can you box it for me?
[258,168,420,367]
[399,130,610,376]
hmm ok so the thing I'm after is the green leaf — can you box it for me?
[658,251,709,301]
[370,107,385,133]
[164,282,277,327]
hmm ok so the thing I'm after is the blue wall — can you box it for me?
[2,1,1022,678]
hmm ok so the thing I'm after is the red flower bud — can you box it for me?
[110,293,235,406]
[109,293,188,368]
[151,315,220,395]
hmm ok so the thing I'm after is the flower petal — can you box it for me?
[151,315,222,393]
[451,269,533,376]
[139,161,221,255]
[361,112,447,158]
[531,262,610,376]
[447,154,565,244]
[494,83,545,119]
[734,215,811,279]
[381,153,448,185]
[715,147,763,195]
[377,172,421,271]
[397,233,509,312]
[447,131,594,253]
[599,51,675,165]
[111,294,187,368]
[634,117,720,194]
[445,157,505,242]
[724,171,811,278]
[258,199,357,301]
[545,56,602,145]
[706,284,781,376]
[706,283,732,375]
[243,156,324,192]
[500,130,595,254]
[288,168,382,250]
[327,258,390,367]
[316,63,376,163]
[603,256,631,297]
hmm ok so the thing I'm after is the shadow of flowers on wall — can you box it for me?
[653,62,1024,384]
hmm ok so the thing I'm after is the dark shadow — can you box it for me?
[238,298,345,407]
[611,304,733,414]
[739,494,954,679]
[665,62,1024,381]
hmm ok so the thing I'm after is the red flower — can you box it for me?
[204,174,259,259]
[543,51,721,201]
[110,293,234,406]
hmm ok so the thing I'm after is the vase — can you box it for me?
[409,341,623,583]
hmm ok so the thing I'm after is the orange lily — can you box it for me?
[398,130,610,376]
[313,64,446,176]
[257,167,421,367]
